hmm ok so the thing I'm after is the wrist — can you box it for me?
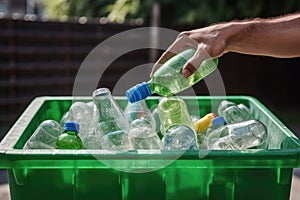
[223,21,257,53]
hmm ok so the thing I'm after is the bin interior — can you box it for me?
[10,95,300,151]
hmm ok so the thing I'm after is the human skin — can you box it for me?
[151,13,300,77]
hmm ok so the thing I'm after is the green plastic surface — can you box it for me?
[0,96,299,200]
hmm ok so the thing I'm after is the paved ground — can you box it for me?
[290,174,300,200]
[0,169,299,200]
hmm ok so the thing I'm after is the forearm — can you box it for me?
[151,13,300,77]
[226,13,300,58]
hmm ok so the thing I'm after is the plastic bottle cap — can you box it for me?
[212,116,226,127]
[209,113,217,118]
[126,82,152,103]
[64,122,80,132]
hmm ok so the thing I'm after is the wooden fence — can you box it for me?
[0,18,148,138]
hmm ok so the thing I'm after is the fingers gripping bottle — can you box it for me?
[126,49,218,103]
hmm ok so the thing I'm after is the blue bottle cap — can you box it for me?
[212,116,226,127]
[64,122,80,132]
[126,82,152,103]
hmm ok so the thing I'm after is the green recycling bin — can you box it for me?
[0,96,299,200]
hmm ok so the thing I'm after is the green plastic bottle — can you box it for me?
[157,96,198,149]
[56,122,83,149]
[126,49,218,103]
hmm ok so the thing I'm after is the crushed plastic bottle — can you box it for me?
[198,116,226,149]
[151,107,161,134]
[93,88,132,150]
[217,100,251,124]
[124,100,161,149]
[82,134,102,149]
[124,100,156,128]
[129,125,161,149]
[207,120,268,150]
[162,125,198,150]
[60,101,94,139]
[24,120,63,149]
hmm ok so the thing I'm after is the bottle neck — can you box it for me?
[126,82,152,103]
[64,130,78,135]
[93,89,116,121]
[93,88,114,107]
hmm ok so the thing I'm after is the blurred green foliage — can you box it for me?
[44,0,300,25]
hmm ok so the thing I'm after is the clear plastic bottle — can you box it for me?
[126,49,218,103]
[151,107,161,133]
[82,134,102,149]
[198,116,226,149]
[60,101,94,140]
[24,120,63,149]
[129,125,161,149]
[162,125,198,150]
[56,122,83,149]
[207,120,268,150]
[124,100,161,149]
[93,88,132,150]
[237,103,251,118]
[124,100,156,128]
[190,115,201,123]
[217,100,251,124]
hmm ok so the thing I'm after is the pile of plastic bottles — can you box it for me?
[24,88,267,150]
[195,100,267,150]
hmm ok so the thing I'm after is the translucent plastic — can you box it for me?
[24,120,62,149]
[124,100,161,149]
[124,100,156,128]
[60,101,94,139]
[207,120,268,150]
[162,125,198,150]
[126,49,218,103]
[198,116,227,149]
[93,88,132,150]
[156,96,194,134]
[218,100,251,124]
[149,49,218,96]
